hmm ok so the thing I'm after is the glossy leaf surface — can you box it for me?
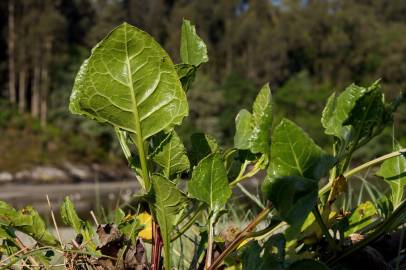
[188,153,231,212]
[180,19,208,66]
[234,83,272,154]
[70,23,188,141]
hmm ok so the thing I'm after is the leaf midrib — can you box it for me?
[123,23,150,189]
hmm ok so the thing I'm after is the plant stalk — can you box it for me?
[313,207,339,252]
[208,207,271,270]
[320,148,406,196]
[205,212,217,269]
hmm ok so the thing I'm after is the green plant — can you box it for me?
[1,20,406,270]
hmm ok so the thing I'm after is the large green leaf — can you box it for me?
[265,119,333,180]
[377,144,406,208]
[234,83,272,154]
[188,153,232,212]
[263,119,333,225]
[180,19,208,66]
[150,131,190,178]
[148,174,188,270]
[70,22,188,142]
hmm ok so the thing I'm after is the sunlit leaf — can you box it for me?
[60,196,94,248]
[180,19,208,66]
[70,23,189,190]
[346,201,378,236]
[16,206,58,246]
[188,153,232,212]
[377,144,406,209]
[234,83,272,154]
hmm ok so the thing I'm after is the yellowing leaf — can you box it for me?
[137,212,152,241]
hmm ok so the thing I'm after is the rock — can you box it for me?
[63,162,92,181]
[0,172,13,182]
[31,166,69,182]
[15,170,32,181]
[15,167,69,182]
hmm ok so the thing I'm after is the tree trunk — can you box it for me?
[18,64,27,113]
[31,52,41,118]
[40,39,52,128]
[8,0,16,104]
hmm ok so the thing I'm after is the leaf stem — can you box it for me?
[320,148,406,196]
[208,207,271,270]
[205,211,217,269]
[313,207,339,252]
[229,155,265,187]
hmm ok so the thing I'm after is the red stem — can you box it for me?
[151,220,163,270]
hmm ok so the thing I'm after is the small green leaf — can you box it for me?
[0,201,57,246]
[16,206,58,246]
[60,197,82,232]
[234,109,252,149]
[286,259,330,270]
[148,174,188,270]
[0,201,20,225]
[180,19,208,66]
[189,133,221,166]
[377,144,406,209]
[321,83,372,138]
[188,153,232,212]
[60,197,94,247]
[234,83,272,154]
[321,81,392,154]
[113,208,126,224]
[151,131,190,178]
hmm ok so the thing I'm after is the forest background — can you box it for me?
[0,0,405,173]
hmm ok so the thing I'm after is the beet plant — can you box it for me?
[1,20,405,270]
